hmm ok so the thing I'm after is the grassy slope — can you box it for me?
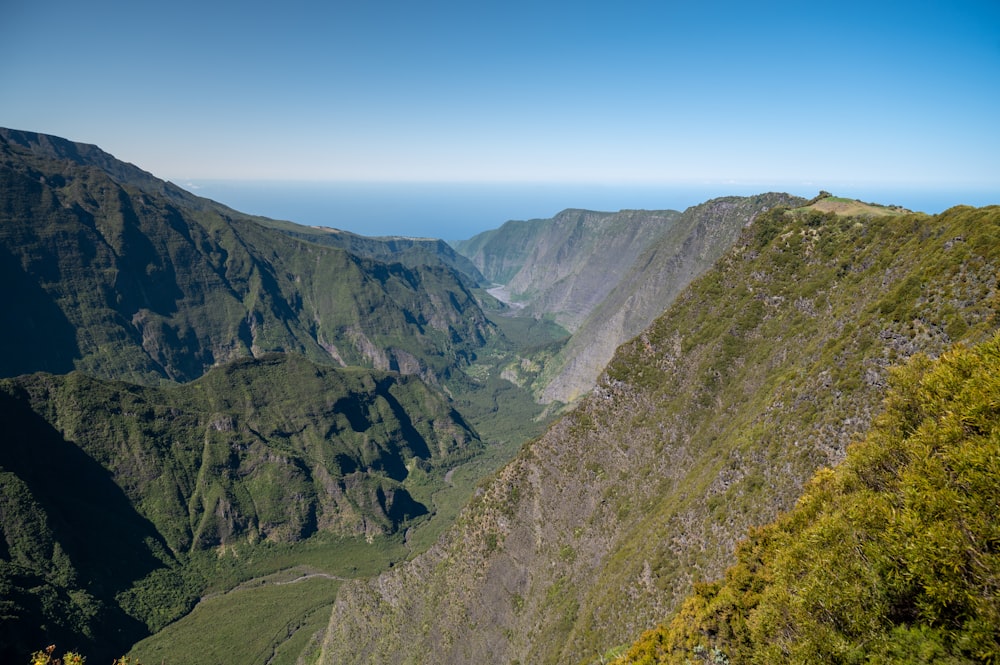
[318,205,1000,665]
[615,333,1000,664]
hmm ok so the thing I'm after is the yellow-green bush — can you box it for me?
[615,333,1000,664]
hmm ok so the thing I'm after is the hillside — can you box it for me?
[454,195,805,404]
[257,219,488,287]
[318,205,1000,664]
[616,334,1000,663]
[0,353,480,661]
[0,129,562,663]
[0,128,496,387]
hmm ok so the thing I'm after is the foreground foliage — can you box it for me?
[29,644,144,665]
[615,334,1000,664]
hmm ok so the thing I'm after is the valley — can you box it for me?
[1,129,997,665]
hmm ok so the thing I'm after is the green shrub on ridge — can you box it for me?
[615,333,1000,664]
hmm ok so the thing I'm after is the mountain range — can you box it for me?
[0,128,996,664]
[319,203,999,664]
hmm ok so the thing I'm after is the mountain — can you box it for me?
[0,128,496,387]
[454,194,806,404]
[4,128,996,665]
[317,204,1000,664]
[258,219,489,287]
[537,193,805,403]
[0,128,558,662]
[454,208,682,333]
[0,353,479,662]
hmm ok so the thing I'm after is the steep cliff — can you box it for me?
[455,208,681,332]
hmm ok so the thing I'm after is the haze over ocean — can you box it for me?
[4,2,997,215]
[182,180,998,240]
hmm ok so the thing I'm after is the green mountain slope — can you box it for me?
[0,128,496,386]
[615,333,1000,664]
[318,205,1000,664]
[0,353,479,661]
[0,128,562,663]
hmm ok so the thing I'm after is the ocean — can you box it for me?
[179,180,997,241]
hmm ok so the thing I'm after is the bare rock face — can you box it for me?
[456,208,683,333]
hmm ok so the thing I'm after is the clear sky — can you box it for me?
[2,1,999,195]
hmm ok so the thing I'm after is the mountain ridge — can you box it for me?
[2,128,995,665]
[0,127,498,387]
[537,193,805,403]
[455,208,683,333]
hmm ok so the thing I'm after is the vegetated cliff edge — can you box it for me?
[318,205,1000,664]
[615,333,1000,663]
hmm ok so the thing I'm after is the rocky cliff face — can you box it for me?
[318,205,1000,664]
[455,208,682,332]
[455,195,806,405]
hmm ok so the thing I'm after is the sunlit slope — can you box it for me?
[319,205,1000,664]
[615,333,1000,664]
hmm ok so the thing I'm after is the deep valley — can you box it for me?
[1,129,997,665]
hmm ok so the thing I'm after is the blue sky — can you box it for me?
[2,1,999,197]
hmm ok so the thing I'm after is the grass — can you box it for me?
[793,193,910,217]
[129,574,340,665]
[128,530,415,664]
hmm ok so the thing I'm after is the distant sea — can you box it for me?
[179,181,998,241]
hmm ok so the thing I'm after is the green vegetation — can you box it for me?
[0,130,567,663]
[4,129,999,665]
[131,573,341,665]
[0,129,498,387]
[320,205,1000,665]
[614,334,1000,664]
[0,351,488,659]
[795,190,912,217]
